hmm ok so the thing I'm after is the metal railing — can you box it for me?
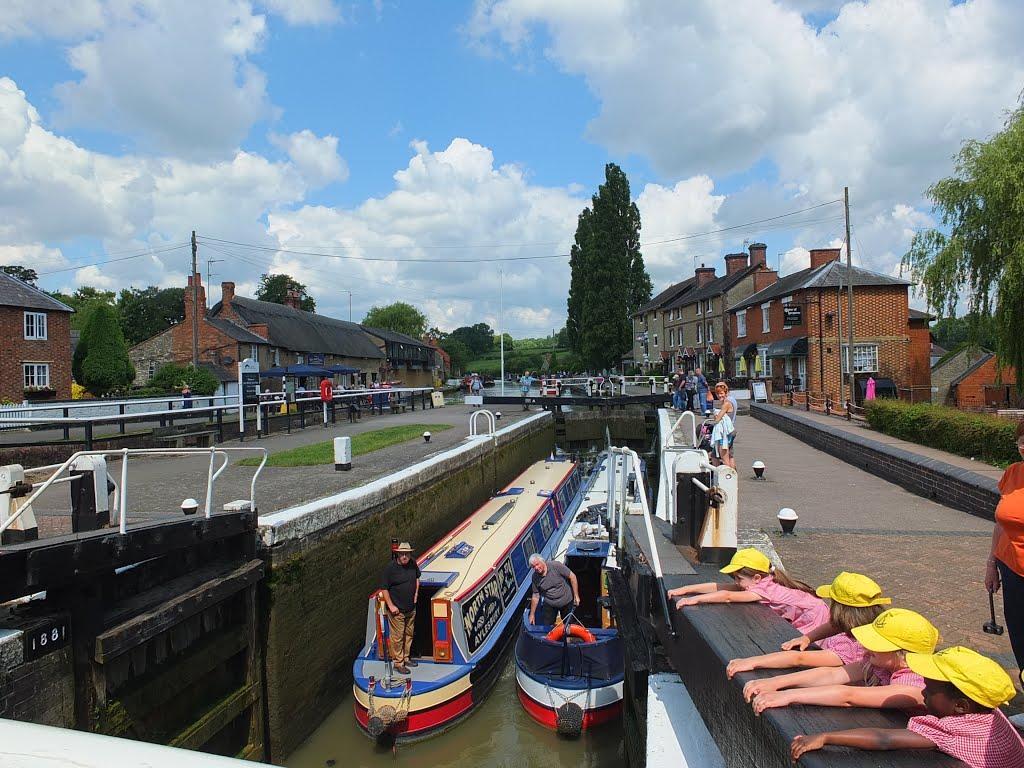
[469,409,496,437]
[1,446,267,538]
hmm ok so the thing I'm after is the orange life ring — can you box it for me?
[545,622,595,644]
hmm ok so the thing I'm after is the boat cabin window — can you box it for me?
[412,585,442,659]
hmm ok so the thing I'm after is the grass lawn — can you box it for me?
[238,423,454,467]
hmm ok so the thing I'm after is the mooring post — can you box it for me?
[62,407,70,440]
[84,421,93,451]
[118,403,125,435]
[216,406,224,443]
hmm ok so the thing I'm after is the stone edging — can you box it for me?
[257,411,554,546]
[751,402,999,521]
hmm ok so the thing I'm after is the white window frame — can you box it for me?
[652,334,658,347]
[249,344,258,361]
[696,324,703,344]
[706,322,714,343]
[842,344,879,374]
[24,311,47,340]
[736,311,747,338]
[695,302,702,316]
[23,362,50,389]
[668,329,674,346]
[706,298,713,314]
[761,302,771,333]
[147,360,157,380]
[758,347,770,377]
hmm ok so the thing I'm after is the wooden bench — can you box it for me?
[151,425,219,449]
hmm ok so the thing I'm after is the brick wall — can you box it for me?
[0,625,75,728]
[955,356,1019,409]
[128,328,175,387]
[907,320,932,395]
[0,307,73,402]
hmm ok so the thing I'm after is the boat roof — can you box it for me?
[419,459,576,601]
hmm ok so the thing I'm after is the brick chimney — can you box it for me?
[284,289,303,310]
[184,274,206,315]
[724,252,749,276]
[810,248,841,269]
[749,242,767,268]
[753,269,779,293]
[695,263,716,287]
[220,281,235,306]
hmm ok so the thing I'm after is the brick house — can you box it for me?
[129,276,384,393]
[661,243,775,379]
[0,271,74,403]
[631,278,696,373]
[361,326,438,387]
[728,248,929,403]
[945,352,1021,409]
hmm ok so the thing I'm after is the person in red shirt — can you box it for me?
[985,420,1024,668]
[791,646,1024,768]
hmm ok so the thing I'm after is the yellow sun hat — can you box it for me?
[851,608,939,654]
[719,547,771,575]
[815,572,892,608]
[906,646,1016,709]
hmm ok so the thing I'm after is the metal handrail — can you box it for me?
[469,409,496,437]
[670,410,698,448]
[0,447,267,537]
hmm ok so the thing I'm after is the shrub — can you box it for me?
[147,364,219,396]
[81,304,135,396]
[864,399,1019,466]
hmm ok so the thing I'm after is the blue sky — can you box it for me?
[0,1,1020,334]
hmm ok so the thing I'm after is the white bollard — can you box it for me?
[334,436,352,471]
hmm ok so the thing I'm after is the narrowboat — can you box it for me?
[352,456,586,742]
[514,451,626,735]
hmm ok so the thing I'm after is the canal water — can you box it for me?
[286,655,623,768]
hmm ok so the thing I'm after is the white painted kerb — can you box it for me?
[257,411,553,547]
[646,672,724,768]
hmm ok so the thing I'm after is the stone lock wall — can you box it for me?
[259,414,555,761]
[0,621,75,729]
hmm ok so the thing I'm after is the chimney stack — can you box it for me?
[220,281,235,306]
[695,263,716,287]
[753,269,779,293]
[749,242,768,268]
[184,274,206,314]
[810,248,841,269]
[724,252,749,276]
[284,289,302,310]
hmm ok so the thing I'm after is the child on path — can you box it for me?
[791,646,1024,768]
[726,571,890,678]
[744,607,939,715]
[666,548,829,635]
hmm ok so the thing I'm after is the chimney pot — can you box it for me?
[749,242,768,268]
[695,264,717,287]
[725,252,749,276]
[221,281,235,305]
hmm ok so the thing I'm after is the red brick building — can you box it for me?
[947,353,1021,409]
[0,271,74,403]
[728,248,930,403]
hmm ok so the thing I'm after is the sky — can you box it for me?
[0,0,1022,337]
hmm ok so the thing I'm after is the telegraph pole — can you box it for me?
[191,230,199,367]
[844,187,855,408]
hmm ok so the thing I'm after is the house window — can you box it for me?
[695,302,702,316]
[653,334,658,347]
[148,360,157,380]
[296,353,304,364]
[696,324,703,344]
[737,312,747,338]
[668,329,674,346]
[706,322,714,343]
[706,298,713,314]
[273,348,281,366]
[761,302,771,333]
[23,363,50,389]
[24,312,47,340]
[758,347,770,377]
[250,344,258,361]
[842,344,879,374]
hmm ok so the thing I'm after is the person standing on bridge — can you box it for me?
[694,367,710,415]
[528,553,580,626]
[984,420,1024,669]
[381,542,420,675]
[519,371,534,410]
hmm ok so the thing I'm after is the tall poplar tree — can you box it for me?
[566,164,652,370]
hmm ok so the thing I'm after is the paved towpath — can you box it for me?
[732,416,1020,705]
[28,403,535,537]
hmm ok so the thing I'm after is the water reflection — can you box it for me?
[286,656,623,768]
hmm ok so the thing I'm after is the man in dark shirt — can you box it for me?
[381,542,420,674]
[528,554,580,626]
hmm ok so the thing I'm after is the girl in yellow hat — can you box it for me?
[726,572,891,679]
[744,608,939,715]
[791,647,1023,768]
[666,548,829,634]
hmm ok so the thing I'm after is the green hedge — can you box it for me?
[864,399,1019,466]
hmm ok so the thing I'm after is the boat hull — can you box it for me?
[515,663,623,731]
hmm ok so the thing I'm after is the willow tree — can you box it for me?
[566,164,652,371]
[903,105,1024,389]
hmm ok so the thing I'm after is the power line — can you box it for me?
[36,243,191,276]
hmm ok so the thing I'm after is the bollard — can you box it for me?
[778,507,798,534]
[334,436,352,471]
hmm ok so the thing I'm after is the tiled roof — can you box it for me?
[908,308,935,321]
[730,261,911,312]
[0,271,74,312]
[634,277,696,315]
[665,266,760,310]
[223,296,384,359]
[361,325,433,350]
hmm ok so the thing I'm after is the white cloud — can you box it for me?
[270,129,348,187]
[260,0,341,25]
[0,243,69,272]
[0,0,104,39]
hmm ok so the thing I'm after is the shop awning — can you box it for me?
[766,336,808,357]
[742,343,758,357]
[707,343,722,356]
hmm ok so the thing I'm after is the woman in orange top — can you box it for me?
[985,420,1024,668]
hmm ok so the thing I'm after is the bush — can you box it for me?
[864,399,1019,466]
[80,304,135,396]
[148,364,220,396]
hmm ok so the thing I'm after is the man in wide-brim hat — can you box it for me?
[381,542,420,674]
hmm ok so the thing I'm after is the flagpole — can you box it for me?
[499,265,505,396]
